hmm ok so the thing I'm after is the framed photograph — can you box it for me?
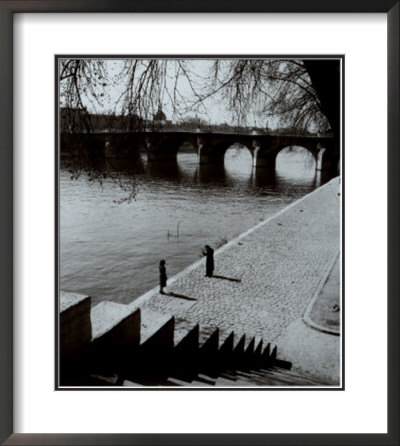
[56,54,343,391]
[1,1,398,445]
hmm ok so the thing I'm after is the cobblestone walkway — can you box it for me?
[138,178,340,344]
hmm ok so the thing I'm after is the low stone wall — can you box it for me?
[60,291,91,359]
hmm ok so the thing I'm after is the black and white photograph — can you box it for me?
[57,56,342,388]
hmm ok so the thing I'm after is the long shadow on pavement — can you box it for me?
[211,275,242,283]
[167,291,197,301]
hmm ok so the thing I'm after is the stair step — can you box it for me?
[219,372,238,381]
[218,329,235,349]
[164,377,191,386]
[91,301,132,341]
[196,374,217,385]
[246,369,272,378]
[251,369,318,386]
[198,326,219,347]
[259,368,324,385]
[123,378,181,387]
[89,303,141,374]
[186,379,216,387]
[163,367,323,387]
[89,373,119,386]
[235,371,270,384]
[211,377,238,387]
[122,379,144,387]
[163,379,185,386]
[173,319,199,346]
[215,376,260,387]
[140,308,174,345]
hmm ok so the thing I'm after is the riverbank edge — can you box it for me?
[124,177,340,317]
[124,177,337,309]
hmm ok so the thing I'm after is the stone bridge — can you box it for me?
[61,130,339,172]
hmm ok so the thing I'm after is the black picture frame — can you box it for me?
[0,1,398,445]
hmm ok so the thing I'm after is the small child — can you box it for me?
[159,259,167,294]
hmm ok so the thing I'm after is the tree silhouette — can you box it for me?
[59,58,341,136]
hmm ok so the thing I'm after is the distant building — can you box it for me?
[153,107,172,127]
[60,107,144,132]
[60,106,91,132]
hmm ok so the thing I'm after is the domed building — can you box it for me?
[153,107,167,126]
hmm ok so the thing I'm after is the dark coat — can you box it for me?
[159,264,167,287]
[204,247,214,276]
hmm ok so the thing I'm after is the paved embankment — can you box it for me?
[276,250,341,384]
[122,177,341,384]
[138,179,339,328]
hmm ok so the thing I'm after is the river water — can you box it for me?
[60,147,330,306]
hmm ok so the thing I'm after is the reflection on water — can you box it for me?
[276,146,316,182]
[60,148,333,305]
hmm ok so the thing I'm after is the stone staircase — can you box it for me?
[60,293,324,387]
[89,306,324,387]
[152,369,324,387]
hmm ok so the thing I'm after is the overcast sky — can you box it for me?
[59,58,280,128]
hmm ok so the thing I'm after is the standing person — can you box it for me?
[202,245,214,277]
[159,259,167,294]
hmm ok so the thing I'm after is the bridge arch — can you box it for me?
[176,140,197,155]
[275,142,319,160]
[253,138,326,172]
[176,140,198,169]
[224,143,254,175]
[275,146,317,181]
[198,140,254,165]
[147,134,198,162]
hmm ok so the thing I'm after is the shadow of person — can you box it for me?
[166,291,197,301]
[211,275,242,283]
